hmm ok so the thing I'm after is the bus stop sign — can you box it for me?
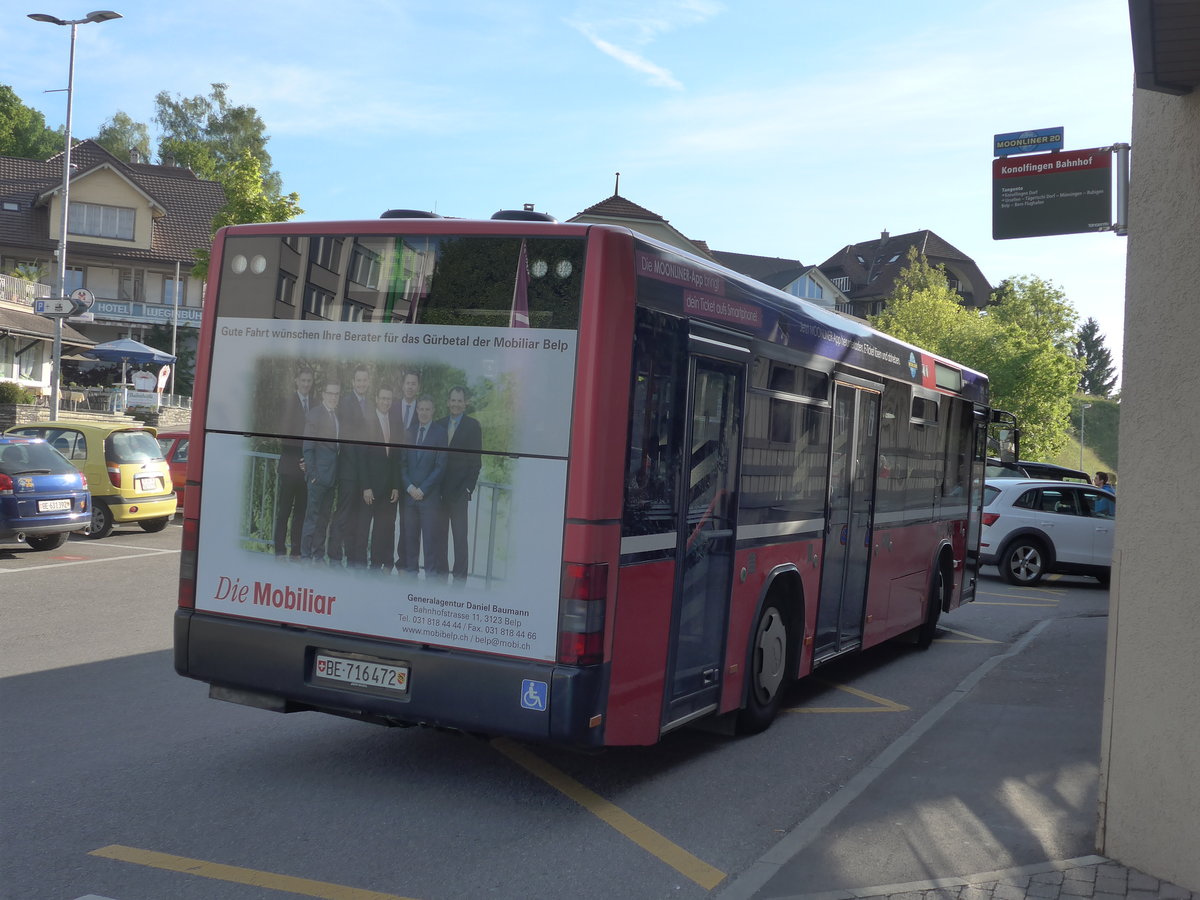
[993,148,1113,240]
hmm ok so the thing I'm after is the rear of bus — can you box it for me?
[175,216,630,747]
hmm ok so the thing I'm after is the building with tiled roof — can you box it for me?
[0,140,224,396]
[569,189,843,310]
[569,190,716,260]
[818,229,991,318]
[710,250,842,311]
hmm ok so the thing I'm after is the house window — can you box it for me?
[163,275,187,306]
[68,202,135,240]
[64,267,84,294]
[2,201,19,212]
[118,267,144,302]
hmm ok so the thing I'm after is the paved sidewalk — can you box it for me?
[778,857,1198,900]
[716,603,1197,900]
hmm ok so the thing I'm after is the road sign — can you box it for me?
[68,288,95,322]
[994,127,1064,157]
[34,297,75,317]
[993,148,1112,240]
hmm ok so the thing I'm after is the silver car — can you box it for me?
[981,478,1115,586]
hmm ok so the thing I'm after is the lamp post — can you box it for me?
[1079,402,1093,471]
[27,9,122,419]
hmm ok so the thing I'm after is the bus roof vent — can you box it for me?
[491,203,557,223]
[380,209,442,219]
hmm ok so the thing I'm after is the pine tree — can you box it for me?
[1074,318,1118,397]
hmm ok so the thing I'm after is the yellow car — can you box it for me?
[4,421,176,539]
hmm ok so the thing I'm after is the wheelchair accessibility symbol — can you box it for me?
[521,679,548,711]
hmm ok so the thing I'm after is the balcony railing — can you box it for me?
[0,273,51,306]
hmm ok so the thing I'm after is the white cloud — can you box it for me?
[566,0,724,89]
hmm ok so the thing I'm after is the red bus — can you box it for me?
[175,211,999,747]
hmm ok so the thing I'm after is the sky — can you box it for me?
[4,0,1134,372]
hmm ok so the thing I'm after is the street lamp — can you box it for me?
[27,9,122,419]
[1079,403,1093,472]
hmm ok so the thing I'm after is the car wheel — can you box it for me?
[86,503,114,539]
[1001,537,1047,586]
[915,566,945,650]
[737,601,789,735]
[26,532,68,551]
[139,517,170,533]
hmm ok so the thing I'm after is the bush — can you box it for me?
[0,381,36,404]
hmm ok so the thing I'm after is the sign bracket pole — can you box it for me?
[1113,143,1130,236]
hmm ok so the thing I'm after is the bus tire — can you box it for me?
[86,503,114,539]
[736,601,790,735]
[915,565,945,650]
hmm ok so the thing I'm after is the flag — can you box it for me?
[509,239,530,328]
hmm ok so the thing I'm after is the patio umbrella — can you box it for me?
[84,338,176,385]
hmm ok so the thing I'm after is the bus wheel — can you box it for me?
[737,602,789,735]
[86,503,114,539]
[915,567,945,650]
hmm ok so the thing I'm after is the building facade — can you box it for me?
[0,140,225,395]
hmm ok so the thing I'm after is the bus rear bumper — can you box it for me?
[174,610,607,748]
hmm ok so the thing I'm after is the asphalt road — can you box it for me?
[0,523,1110,900]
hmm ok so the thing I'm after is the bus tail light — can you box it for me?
[557,562,608,666]
[178,516,199,609]
[982,512,1000,526]
[107,464,121,488]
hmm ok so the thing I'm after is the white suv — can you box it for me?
[981,479,1116,586]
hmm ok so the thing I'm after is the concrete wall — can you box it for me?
[1097,87,1200,890]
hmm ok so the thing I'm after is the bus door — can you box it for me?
[814,380,881,662]
[663,350,744,728]
[961,406,990,605]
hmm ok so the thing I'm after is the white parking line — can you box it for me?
[0,549,177,574]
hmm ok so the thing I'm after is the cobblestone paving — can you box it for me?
[793,859,1198,900]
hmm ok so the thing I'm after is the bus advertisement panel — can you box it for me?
[193,319,577,662]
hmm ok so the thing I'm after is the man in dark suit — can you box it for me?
[273,366,313,558]
[330,364,373,567]
[400,394,447,578]
[435,385,483,584]
[355,384,402,571]
[393,370,421,570]
[300,381,342,563]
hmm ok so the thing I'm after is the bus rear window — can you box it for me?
[217,234,584,330]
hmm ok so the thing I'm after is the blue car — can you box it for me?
[0,435,90,551]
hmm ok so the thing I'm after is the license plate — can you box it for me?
[313,653,409,693]
[37,498,72,512]
[136,476,162,492]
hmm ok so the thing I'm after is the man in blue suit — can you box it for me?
[400,394,447,577]
[300,381,342,563]
[435,385,483,585]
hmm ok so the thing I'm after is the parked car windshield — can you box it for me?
[107,431,165,463]
[0,440,79,475]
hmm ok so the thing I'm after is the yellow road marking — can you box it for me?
[787,680,909,714]
[89,845,415,900]
[935,627,1002,644]
[491,738,726,890]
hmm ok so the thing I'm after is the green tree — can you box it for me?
[94,111,151,162]
[1074,317,1118,397]
[0,85,63,159]
[990,276,1078,350]
[871,253,1082,459]
[191,149,304,279]
[153,83,281,193]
